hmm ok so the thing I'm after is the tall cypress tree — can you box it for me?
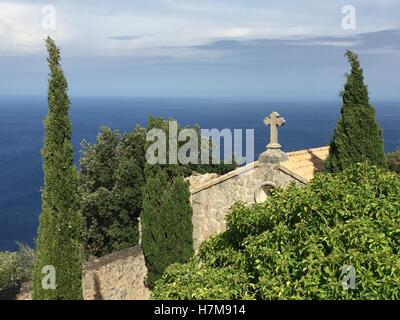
[33,37,83,300]
[325,51,387,172]
[141,117,194,288]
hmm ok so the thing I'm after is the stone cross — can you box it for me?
[264,111,285,149]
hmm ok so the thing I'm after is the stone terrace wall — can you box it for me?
[16,245,150,300]
[83,246,150,300]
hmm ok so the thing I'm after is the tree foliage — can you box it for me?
[78,116,235,259]
[142,117,194,288]
[181,125,237,176]
[79,126,146,257]
[153,164,400,300]
[325,51,387,172]
[32,37,83,300]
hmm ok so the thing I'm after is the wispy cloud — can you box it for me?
[186,29,400,57]
[107,35,150,41]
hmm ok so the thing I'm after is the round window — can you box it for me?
[254,182,276,203]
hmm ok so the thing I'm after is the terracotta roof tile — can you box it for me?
[280,146,329,182]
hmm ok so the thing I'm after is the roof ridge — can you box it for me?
[190,161,259,194]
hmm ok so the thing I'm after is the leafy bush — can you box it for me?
[14,242,35,283]
[0,243,35,291]
[153,164,400,299]
[0,252,18,291]
[387,150,400,174]
[152,259,253,300]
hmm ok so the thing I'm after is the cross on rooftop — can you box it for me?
[264,111,286,149]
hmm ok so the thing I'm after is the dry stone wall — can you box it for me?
[16,245,149,300]
[83,246,150,300]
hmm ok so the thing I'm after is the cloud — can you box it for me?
[354,29,400,51]
[0,2,45,54]
[0,2,79,55]
[189,29,400,55]
[108,35,150,41]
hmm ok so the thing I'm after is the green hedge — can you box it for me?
[153,164,400,299]
[0,252,18,291]
[0,244,35,292]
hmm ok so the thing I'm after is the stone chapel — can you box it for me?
[188,111,330,249]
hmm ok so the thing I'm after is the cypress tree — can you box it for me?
[141,117,194,288]
[325,51,387,172]
[32,37,83,300]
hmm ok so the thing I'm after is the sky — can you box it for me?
[0,0,399,99]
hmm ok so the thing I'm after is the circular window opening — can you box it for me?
[254,182,276,203]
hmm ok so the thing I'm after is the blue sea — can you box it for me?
[0,96,399,251]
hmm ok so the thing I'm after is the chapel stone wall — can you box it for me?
[191,163,300,250]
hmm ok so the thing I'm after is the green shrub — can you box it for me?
[387,150,400,174]
[14,242,35,284]
[0,243,35,291]
[0,252,18,291]
[151,258,253,300]
[153,164,400,299]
